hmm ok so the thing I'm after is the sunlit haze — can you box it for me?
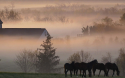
[0,0,125,73]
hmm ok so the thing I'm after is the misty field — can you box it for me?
[1,0,125,77]
[0,72,124,78]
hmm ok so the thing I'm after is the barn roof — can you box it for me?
[0,28,46,38]
[0,19,3,24]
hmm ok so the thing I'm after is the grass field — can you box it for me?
[0,72,124,78]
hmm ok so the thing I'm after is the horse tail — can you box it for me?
[64,65,65,73]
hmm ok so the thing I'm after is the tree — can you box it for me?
[102,16,113,26]
[68,52,81,63]
[36,34,60,73]
[116,48,125,76]
[101,52,112,64]
[120,13,125,25]
[15,49,37,73]
[80,50,92,62]
[82,26,89,35]
[68,50,92,63]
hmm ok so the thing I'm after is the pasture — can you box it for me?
[0,72,124,78]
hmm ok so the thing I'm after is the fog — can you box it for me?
[0,35,125,72]
[0,0,125,72]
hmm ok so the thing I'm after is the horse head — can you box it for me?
[71,61,75,64]
[90,59,98,64]
[117,70,120,76]
[94,59,98,63]
[114,63,120,76]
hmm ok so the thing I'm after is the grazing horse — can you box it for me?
[74,62,81,76]
[81,62,88,78]
[64,61,75,77]
[86,59,98,77]
[74,59,98,78]
[93,63,107,77]
[74,62,88,77]
[105,62,120,77]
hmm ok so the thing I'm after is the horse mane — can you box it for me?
[88,59,98,64]
[71,61,75,64]
[105,62,111,64]
[81,62,86,63]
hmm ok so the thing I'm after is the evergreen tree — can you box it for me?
[36,34,60,73]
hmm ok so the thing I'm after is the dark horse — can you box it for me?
[74,59,98,78]
[64,61,75,77]
[74,62,81,76]
[74,62,87,77]
[93,63,107,77]
[105,62,120,77]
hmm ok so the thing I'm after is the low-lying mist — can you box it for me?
[0,35,125,72]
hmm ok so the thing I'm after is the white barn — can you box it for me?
[0,19,49,39]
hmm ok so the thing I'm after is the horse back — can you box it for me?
[93,63,105,70]
[80,62,88,70]
[64,63,74,70]
[74,62,80,69]
[113,63,119,70]
[105,62,117,69]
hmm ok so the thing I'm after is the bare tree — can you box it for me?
[10,2,15,10]
[116,48,125,76]
[68,50,92,63]
[15,49,37,73]
[68,52,81,63]
[101,52,112,64]
[80,50,92,62]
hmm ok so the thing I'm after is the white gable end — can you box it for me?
[39,29,48,40]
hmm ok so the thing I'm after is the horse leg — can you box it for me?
[98,70,101,77]
[76,69,78,76]
[65,69,68,77]
[112,70,115,77]
[80,70,81,76]
[107,69,109,76]
[65,69,66,77]
[82,70,84,78]
[74,69,75,76]
[88,69,92,77]
[70,70,72,77]
[104,70,105,77]
[93,68,96,76]
[104,69,107,77]
[84,70,86,78]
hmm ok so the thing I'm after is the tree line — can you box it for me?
[0,7,21,21]
[1,3,125,22]
[82,13,125,35]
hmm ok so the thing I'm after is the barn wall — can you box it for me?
[0,24,2,28]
